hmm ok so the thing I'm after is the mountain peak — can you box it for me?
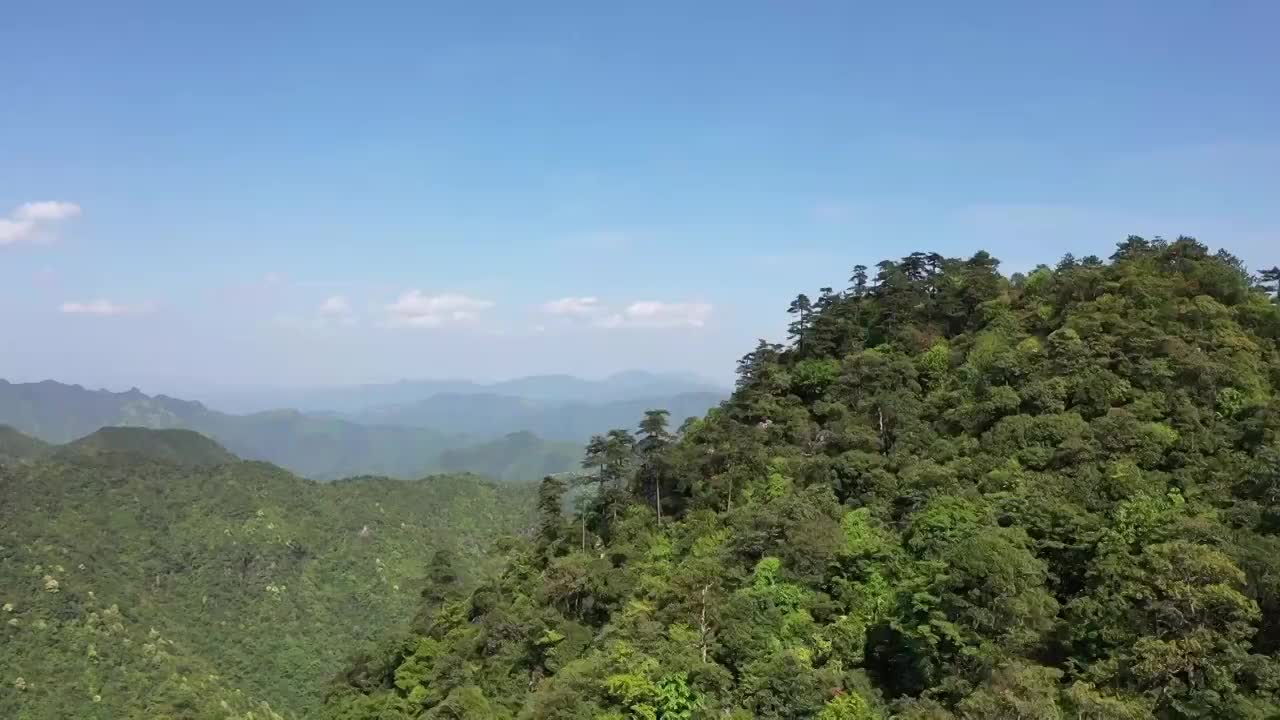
[57,427,239,467]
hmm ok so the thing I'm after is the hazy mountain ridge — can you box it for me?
[181,370,728,414]
[353,390,727,441]
[0,379,202,443]
[0,379,464,479]
[0,376,726,480]
[434,430,582,482]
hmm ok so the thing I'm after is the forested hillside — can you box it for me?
[55,426,240,466]
[321,238,1280,718]
[436,431,582,482]
[0,443,536,719]
[0,425,50,463]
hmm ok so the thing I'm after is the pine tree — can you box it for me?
[536,475,568,554]
[637,409,672,523]
[1260,266,1280,302]
[787,293,813,350]
[849,264,869,297]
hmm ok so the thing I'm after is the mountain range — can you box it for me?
[351,390,725,441]
[0,373,728,481]
[0,379,462,479]
[180,370,727,415]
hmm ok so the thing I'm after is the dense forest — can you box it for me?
[0,437,536,719]
[317,238,1280,718]
[6,236,1280,718]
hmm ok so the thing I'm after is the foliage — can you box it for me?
[0,424,51,463]
[0,450,536,719]
[55,426,239,465]
[323,238,1280,718]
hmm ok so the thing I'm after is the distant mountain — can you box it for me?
[183,370,728,414]
[0,380,604,481]
[435,431,581,482]
[485,370,725,403]
[0,379,202,443]
[55,427,239,467]
[0,380,463,480]
[186,378,481,415]
[186,409,468,480]
[0,377,723,480]
[356,390,728,441]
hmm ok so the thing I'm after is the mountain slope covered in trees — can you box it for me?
[0,446,536,719]
[55,426,240,466]
[435,431,582,483]
[0,425,50,463]
[321,238,1280,719]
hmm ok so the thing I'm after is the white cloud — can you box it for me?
[273,295,361,331]
[385,291,494,328]
[0,219,35,244]
[538,295,713,329]
[541,296,603,317]
[15,201,81,222]
[593,313,624,329]
[60,299,155,316]
[313,295,357,327]
[1,201,81,245]
[319,295,352,315]
[606,300,713,328]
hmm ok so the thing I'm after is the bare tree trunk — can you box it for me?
[699,584,711,663]
[655,478,662,525]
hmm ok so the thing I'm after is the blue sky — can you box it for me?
[2,1,1277,391]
